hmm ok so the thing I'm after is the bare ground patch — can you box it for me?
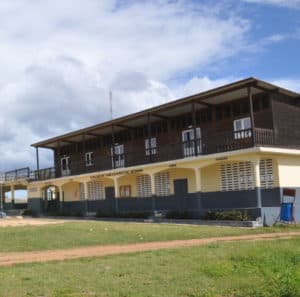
[0,217,68,227]
[0,231,299,266]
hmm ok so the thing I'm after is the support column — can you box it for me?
[111,125,115,169]
[191,102,198,156]
[248,86,255,146]
[0,183,3,212]
[147,113,152,163]
[113,177,119,214]
[83,181,88,200]
[194,167,203,216]
[150,173,156,213]
[36,147,40,180]
[194,168,202,192]
[253,159,262,210]
[59,186,64,212]
[11,185,15,205]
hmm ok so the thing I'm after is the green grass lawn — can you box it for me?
[0,237,299,297]
[0,220,299,252]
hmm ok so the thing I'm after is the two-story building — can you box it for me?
[2,77,300,224]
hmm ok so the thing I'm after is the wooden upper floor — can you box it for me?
[4,78,300,182]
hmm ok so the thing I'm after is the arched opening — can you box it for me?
[2,185,28,210]
[42,185,60,212]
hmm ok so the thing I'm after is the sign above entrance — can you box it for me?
[90,169,143,179]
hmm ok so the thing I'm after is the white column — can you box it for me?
[113,178,120,198]
[58,186,64,202]
[150,173,156,196]
[253,159,262,208]
[194,168,202,192]
[83,181,88,200]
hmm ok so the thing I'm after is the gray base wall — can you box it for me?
[27,187,295,225]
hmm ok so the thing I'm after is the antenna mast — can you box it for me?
[109,90,113,120]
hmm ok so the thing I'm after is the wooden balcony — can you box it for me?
[3,127,284,183]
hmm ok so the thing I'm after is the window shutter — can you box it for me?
[87,180,105,200]
[260,159,274,189]
[155,172,170,196]
[220,162,254,191]
[136,175,152,197]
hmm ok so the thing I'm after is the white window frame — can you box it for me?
[61,156,70,176]
[182,127,202,158]
[145,137,157,156]
[233,117,252,139]
[85,152,94,167]
[111,144,125,168]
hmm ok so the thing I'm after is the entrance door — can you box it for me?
[105,187,115,199]
[174,179,188,209]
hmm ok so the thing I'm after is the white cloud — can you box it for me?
[242,0,300,9]
[175,76,238,98]
[271,79,300,92]
[0,0,252,170]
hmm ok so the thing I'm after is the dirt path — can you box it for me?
[0,218,69,227]
[0,231,300,266]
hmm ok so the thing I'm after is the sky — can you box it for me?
[0,0,299,171]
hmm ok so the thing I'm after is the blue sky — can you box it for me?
[0,0,299,170]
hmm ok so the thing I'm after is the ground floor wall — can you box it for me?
[25,149,300,225]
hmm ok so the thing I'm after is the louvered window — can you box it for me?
[155,172,170,196]
[136,175,152,197]
[220,162,254,191]
[87,180,105,200]
[260,159,274,189]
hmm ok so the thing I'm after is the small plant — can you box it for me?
[204,210,249,221]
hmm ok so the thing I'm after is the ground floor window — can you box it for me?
[260,159,275,189]
[136,175,152,197]
[220,162,254,191]
[155,171,171,196]
[119,185,131,198]
[87,180,105,200]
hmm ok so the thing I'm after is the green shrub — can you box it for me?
[204,210,249,221]
[165,210,193,219]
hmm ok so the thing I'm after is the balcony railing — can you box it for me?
[3,127,279,182]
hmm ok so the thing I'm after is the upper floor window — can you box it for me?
[85,152,93,167]
[111,144,124,168]
[145,137,157,156]
[182,127,202,157]
[61,156,70,176]
[233,117,252,139]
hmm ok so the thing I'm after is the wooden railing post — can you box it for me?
[248,86,255,147]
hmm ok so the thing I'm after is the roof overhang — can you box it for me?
[31,77,300,149]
